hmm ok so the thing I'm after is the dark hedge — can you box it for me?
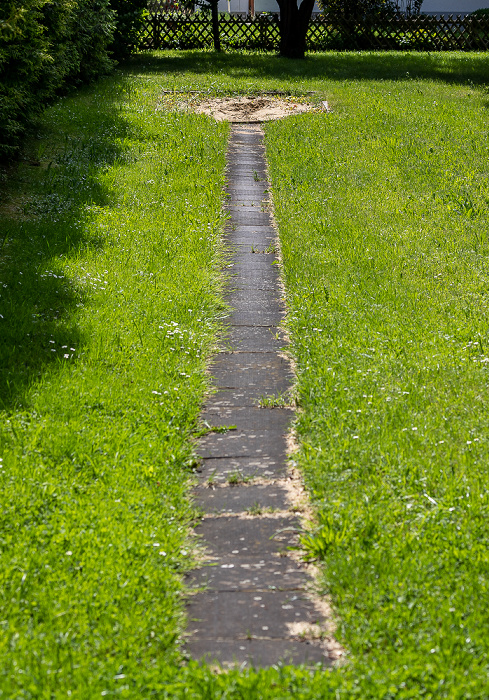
[109,0,149,59]
[0,0,147,161]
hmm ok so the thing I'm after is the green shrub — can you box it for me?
[468,7,489,48]
[42,0,115,85]
[109,0,148,59]
[0,0,115,162]
[469,7,489,17]
[0,0,49,159]
[319,0,401,20]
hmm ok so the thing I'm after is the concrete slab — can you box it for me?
[196,430,288,461]
[225,224,276,238]
[226,259,279,277]
[226,168,268,183]
[208,369,290,395]
[224,279,279,294]
[229,254,278,269]
[227,165,267,175]
[227,169,266,177]
[225,236,276,249]
[228,141,264,151]
[227,153,267,164]
[227,201,268,210]
[225,267,279,285]
[193,482,289,514]
[210,352,291,382]
[228,132,264,145]
[223,325,285,352]
[185,639,329,668]
[203,387,285,408]
[228,138,264,148]
[227,153,266,162]
[186,555,308,591]
[207,386,291,408]
[225,246,276,258]
[225,258,276,271]
[200,405,292,431]
[225,288,283,312]
[226,244,278,257]
[226,198,264,207]
[226,311,284,327]
[187,590,323,639]
[227,148,266,159]
[196,456,286,482]
[228,137,265,147]
[227,209,272,226]
[225,185,268,197]
[228,140,264,149]
[195,515,300,557]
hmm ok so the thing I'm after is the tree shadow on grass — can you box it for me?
[125,50,489,87]
[0,77,138,412]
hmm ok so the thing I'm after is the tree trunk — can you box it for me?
[211,0,221,51]
[276,0,315,58]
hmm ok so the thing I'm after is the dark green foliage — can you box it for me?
[60,0,115,83]
[398,0,423,14]
[0,0,50,160]
[319,0,401,20]
[470,8,489,17]
[468,7,489,44]
[316,0,421,50]
[108,0,148,59]
[0,0,115,161]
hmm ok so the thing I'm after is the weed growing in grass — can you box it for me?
[206,470,218,486]
[210,423,237,432]
[258,391,294,408]
[228,470,254,484]
[247,502,263,515]
[251,242,276,254]
[196,422,237,436]
[247,503,279,515]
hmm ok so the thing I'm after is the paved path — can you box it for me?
[185,124,337,668]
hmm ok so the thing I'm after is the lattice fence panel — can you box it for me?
[139,12,489,52]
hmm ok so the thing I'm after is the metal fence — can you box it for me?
[138,12,489,51]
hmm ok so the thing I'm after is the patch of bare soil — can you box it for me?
[194,95,316,122]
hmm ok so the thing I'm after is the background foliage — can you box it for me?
[0,0,148,161]
[319,0,423,19]
[109,0,149,59]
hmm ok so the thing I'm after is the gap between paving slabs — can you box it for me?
[184,119,343,669]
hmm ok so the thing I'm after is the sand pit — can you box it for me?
[194,95,316,122]
[158,93,327,122]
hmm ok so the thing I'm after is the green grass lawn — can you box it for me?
[0,70,230,696]
[264,56,489,697]
[1,50,489,697]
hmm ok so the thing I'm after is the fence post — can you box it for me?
[259,16,267,47]
[152,13,160,49]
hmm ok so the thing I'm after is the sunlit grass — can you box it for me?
[0,74,229,695]
[1,49,489,697]
[265,69,489,696]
